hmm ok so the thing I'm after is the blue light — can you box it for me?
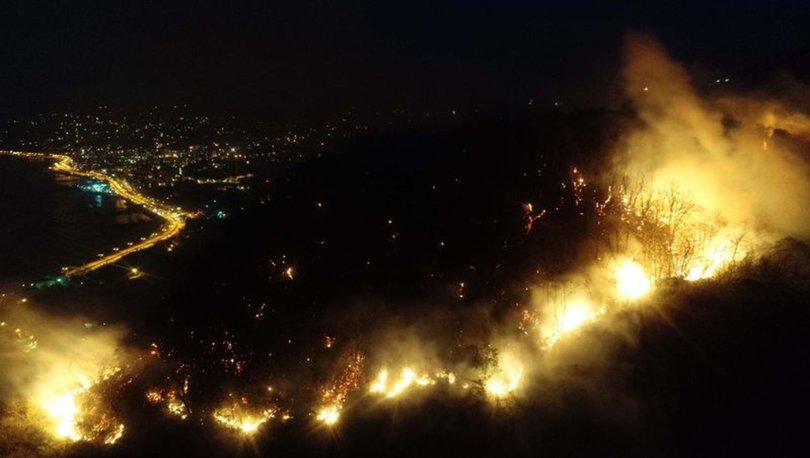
[80,179,114,195]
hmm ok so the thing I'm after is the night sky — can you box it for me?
[2,1,809,119]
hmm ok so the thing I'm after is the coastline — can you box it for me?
[0,150,193,276]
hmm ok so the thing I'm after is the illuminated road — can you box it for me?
[2,151,193,276]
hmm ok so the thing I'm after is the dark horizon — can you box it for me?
[2,1,810,120]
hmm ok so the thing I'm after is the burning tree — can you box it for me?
[596,177,748,281]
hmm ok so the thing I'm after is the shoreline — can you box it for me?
[0,150,193,276]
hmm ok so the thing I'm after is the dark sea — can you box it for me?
[0,155,162,281]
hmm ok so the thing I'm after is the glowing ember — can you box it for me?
[146,390,163,404]
[146,388,189,420]
[104,424,125,445]
[436,370,456,385]
[518,309,536,335]
[167,397,189,420]
[522,202,546,233]
[615,259,652,300]
[315,351,364,426]
[213,411,271,434]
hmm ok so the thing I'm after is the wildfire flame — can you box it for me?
[615,259,652,300]
[0,308,133,447]
[37,367,126,444]
[315,405,341,426]
[484,353,524,399]
[538,295,603,349]
[368,366,457,400]
[212,397,278,435]
[315,351,364,426]
[684,235,744,281]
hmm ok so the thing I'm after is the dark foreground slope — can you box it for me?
[67,256,810,458]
